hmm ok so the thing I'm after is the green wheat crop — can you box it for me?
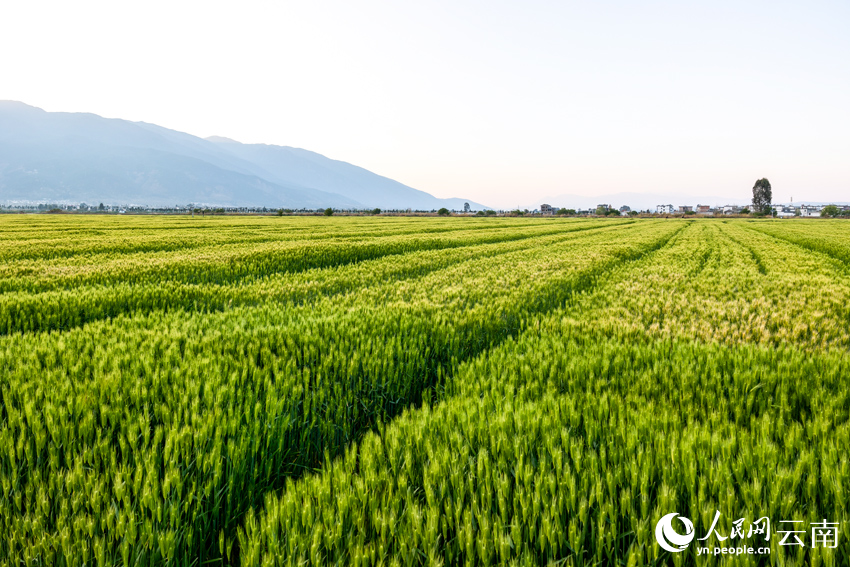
[0,215,847,567]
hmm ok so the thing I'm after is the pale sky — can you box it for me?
[2,0,848,208]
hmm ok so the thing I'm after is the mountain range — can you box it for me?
[0,101,485,210]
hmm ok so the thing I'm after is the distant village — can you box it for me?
[539,202,850,218]
[2,201,849,217]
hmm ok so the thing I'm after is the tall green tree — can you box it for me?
[821,204,840,218]
[752,178,772,214]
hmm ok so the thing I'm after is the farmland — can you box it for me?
[1,215,848,567]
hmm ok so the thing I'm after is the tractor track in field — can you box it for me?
[218,221,689,566]
[719,223,768,275]
[742,223,850,272]
[0,222,639,337]
[0,219,685,567]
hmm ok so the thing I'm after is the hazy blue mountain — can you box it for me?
[0,101,360,208]
[0,101,483,210]
[205,137,486,211]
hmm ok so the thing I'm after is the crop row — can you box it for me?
[242,330,850,567]
[746,220,850,267]
[565,222,850,350]
[0,217,559,262]
[0,221,679,565]
[0,220,625,294]
[238,221,850,565]
[0,222,634,336]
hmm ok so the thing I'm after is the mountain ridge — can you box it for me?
[0,101,486,210]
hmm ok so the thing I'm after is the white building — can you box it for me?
[656,204,674,214]
[800,205,822,217]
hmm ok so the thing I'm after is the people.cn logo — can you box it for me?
[655,513,696,552]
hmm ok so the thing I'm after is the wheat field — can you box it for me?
[1,215,848,566]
